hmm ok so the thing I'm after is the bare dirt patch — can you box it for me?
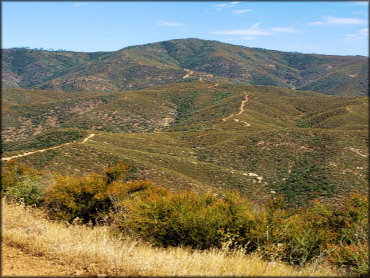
[1,242,87,276]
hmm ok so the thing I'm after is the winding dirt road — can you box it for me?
[222,93,251,126]
[2,133,95,162]
[81,133,95,144]
[182,69,193,79]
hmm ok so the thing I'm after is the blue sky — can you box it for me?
[2,1,369,56]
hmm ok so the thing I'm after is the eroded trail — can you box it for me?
[222,93,250,126]
[182,69,194,79]
[2,133,95,162]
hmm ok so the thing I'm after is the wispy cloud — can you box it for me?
[156,20,185,27]
[271,27,300,33]
[73,2,89,8]
[308,21,323,26]
[345,28,368,41]
[233,9,253,14]
[309,16,367,26]
[325,16,366,25]
[214,2,240,11]
[214,23,271,37]
[213,23,300,40]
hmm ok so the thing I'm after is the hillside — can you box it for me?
[2,82,368,206]
[2,39,368,96]
[2,201,343,276]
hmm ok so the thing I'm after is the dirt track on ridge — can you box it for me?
[1,134,95,162]
[222,93,251,126]
[182,69,193,79]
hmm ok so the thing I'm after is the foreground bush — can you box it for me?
[1,161,46,206]
[3,200,342,277]
[118,189,265,249]
[44,160,151,223]
[1,160,37,193]
[44,173,111,223]
[1,161,368,275]
[118,188,368,272]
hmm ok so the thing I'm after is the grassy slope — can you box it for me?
[3,82,367,206]
[2,88,117,141]
[2,200,342,276]
[2,39,368,96]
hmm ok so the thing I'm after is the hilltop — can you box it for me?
[2,38,368,96]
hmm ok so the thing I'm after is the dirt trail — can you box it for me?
[2,242,86,276]
[182,69,193,79]
[222,93,251,126]
[2,133,95,162]
[82,133,95,144]
[208,83,219,88]
[346,147,368,158]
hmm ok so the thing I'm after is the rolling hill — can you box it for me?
[2,38,368,96]
[2,81,368,206]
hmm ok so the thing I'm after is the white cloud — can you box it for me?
[233,9,253,14]
[156,20,185,27]
[345,28,369,41]
[73,2,89,8]
[214,23,271,36]
[308,16,367,26]
[271,27,300,33]
[213,23,300,39]
[214,1,240,11]
[215,4,228,9]
[308,21,323,26]
[325,16,367,25]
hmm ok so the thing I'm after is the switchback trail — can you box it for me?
[2,133,95,162]
[222,93,251,126]
[182,69,193,79]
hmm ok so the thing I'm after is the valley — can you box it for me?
[2,77,368,206]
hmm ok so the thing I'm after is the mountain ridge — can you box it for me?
[2,38,368,96]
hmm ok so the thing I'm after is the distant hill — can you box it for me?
[2,39,368,96]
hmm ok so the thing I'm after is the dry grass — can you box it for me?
[2,200,343,276]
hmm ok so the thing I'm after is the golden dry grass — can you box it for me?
[2,200,343,276]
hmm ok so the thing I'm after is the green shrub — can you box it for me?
[327,242,369,275]
[103,159,133,184]
[1,161,37,194]
[1,161,367,275]
[44,173,112,223]
[1,161,46,206]
[117,189,267,250]
[116,186,368,275]
[4,176,47,207]
[44,160,137,223]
